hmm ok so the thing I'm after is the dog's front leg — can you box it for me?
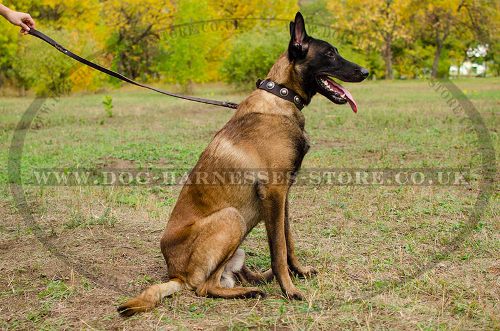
[262,187,304,300]
[285,197,318,278]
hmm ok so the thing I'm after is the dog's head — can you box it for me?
[288,12,368,112]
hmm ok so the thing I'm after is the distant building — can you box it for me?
[449,44,489,77]
[449,60,486,77]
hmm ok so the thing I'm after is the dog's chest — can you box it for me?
[291,130,310,171]
[301,131,311,156]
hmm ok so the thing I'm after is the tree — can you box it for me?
[208,0,298,21]
[0,16,19,89]
[2,0,103,95]
[221,26,288,87]
[158,0,220,91]
[27,0,100,33]
[210,0,298,86]
[205,0,298,51]
[299,0,334,26]
[103,0,175,80]
[458,0,498,45]
[327,0,411,79]
[458,0,499,76]
[409,0,467,78]
[161,0,297,88]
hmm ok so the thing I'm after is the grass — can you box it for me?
[64,207,118,229]
[0,78,498,330]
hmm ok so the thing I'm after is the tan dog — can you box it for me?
[118,12,368,316]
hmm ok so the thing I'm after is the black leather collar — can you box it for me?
[256,79,305,111]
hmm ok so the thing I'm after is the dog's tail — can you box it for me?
[117,278,184,317]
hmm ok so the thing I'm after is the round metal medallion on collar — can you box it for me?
[266,81,275,89]
[294,96,301,104]
[280,88,289,96]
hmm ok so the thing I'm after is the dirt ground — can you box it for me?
[0,79,498,329]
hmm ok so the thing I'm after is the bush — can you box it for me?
[220,26,289,88]
[11,29,74,96]
[11,28,103,97]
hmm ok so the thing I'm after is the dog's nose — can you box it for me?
[360,68,369,78]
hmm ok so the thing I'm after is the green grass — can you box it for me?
[0,79,498,330]
[64,207,118,229]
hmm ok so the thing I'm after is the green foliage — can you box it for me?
[12,29,74,96]
[158,0,218,90]
[0,19,18,79]
[1,0,104,94]
[102,95,113,118]
[365,50,387,80]
[103,0,175,80]
[221,26,288,87]
[0,0,497,94]
[299,0,334,25]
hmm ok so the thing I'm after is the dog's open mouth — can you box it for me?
[316,75,358,113]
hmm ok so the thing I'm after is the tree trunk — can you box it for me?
[382,37,393,79]
[432,43,443,79]
[183,79,193,94]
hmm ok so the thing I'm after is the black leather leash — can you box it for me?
[28,28,239,109]
[28,28,306,112]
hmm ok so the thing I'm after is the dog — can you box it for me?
[118,12,368,316]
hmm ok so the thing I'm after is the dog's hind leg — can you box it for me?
[184,207,265,299]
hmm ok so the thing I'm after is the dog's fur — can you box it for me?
[118,12,368,316]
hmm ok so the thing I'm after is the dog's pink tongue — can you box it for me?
[342,89,358,113]
[329,79,358,113]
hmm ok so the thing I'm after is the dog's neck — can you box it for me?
[234,53,308,129]
[265,53,311,104]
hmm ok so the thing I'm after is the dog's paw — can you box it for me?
[246,288,266,299]
[284,288,305,301]
[294,265,318,279]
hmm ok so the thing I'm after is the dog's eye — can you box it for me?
[326,50,336,58]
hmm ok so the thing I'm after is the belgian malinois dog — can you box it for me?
[118,12,368,316]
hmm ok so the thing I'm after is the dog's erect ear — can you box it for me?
[288,12,309,60]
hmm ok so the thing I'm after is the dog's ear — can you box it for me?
[288,12,309,60]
